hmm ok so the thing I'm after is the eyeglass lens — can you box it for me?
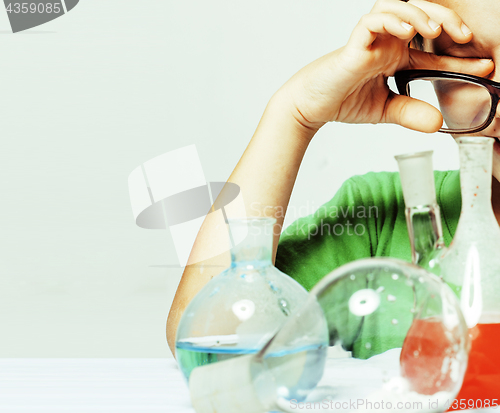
[407,78,492,132]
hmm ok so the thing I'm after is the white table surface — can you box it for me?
[0,358,195,413]
[0,358,492,413]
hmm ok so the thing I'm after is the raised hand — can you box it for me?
[278,0,494,134]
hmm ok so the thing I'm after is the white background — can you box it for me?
[0,0,458,358]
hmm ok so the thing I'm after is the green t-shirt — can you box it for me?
[275,170,462,357]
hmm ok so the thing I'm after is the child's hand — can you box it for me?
[279,0,494,134]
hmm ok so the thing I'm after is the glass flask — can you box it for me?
[175,217,310,382]
[395,151,447,275]
[440,137,500,410]
[189,258,469,413]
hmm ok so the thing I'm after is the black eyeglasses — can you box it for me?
[394,70,500,134]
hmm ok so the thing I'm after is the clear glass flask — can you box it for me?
[440,137,500,410]
[175,217,311,382]
[189,258,469,413]
[395,151,447,275]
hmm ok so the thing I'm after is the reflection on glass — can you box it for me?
[407,78,492,132]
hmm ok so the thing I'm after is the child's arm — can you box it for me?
[166,97,312,354]
[166,0,493,355]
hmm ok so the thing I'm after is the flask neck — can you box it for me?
[442,138,500,327]
[229,218,274,267]
[406,204,446,266]
[458,138,494,218]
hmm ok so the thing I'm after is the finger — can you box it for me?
[383,92,443,133]
[348,13,416,50]
[408,49,494,77]
[372,0,445,40]
[408,0,472,44]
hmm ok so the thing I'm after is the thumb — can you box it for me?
[408,49,494,77]
[383,92,443,133]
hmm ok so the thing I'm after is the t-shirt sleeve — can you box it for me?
[275,175,382,291]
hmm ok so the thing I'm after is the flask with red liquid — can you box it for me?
[441,137,500,410]
[401,137,500,411]
[396,150,463,401]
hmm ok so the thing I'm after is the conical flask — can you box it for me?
[395,150,447,275]
[440,137,500,409]
[189,258,469,413]
[175,217,310,381]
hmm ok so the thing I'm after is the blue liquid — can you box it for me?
[262,344,327,402]
[176,342,327,402]
[176,343,259,380]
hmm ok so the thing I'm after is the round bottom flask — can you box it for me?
[189,258,469,413]
[175,218,313,382]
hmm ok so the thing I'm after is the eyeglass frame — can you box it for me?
[394,69,500,134]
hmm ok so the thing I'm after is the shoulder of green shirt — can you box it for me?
[275,170,461,291]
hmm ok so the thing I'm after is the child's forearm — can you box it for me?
[166,91,319,355]
[226,92,320,254]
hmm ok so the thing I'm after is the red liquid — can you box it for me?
[400,318,458,395]
[401,319,500,411]
[449,323,500,410]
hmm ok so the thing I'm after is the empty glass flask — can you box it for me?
[189,258,469,413]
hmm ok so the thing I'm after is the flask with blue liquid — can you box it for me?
[175,217,311,381]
